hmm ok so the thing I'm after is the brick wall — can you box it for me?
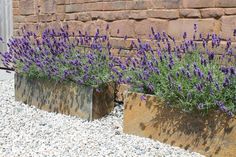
[13,0,236,49]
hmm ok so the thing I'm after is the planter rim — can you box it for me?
[126,91,158,97]
[15,72,114,88]
[125,91,165,101]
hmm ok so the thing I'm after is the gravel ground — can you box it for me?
[0,79,204,157]
[0,70,14,81]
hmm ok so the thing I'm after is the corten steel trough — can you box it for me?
[124,92,236,157]
[15,73,115,120]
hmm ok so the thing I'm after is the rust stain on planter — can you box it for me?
[15,74,114,121]
[124,92,236,157]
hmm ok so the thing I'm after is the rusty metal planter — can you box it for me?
[124,92,236,157]
[15,73,114,121]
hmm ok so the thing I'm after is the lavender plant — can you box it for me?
[0,25,119,87]
[1,24,235,117]
[118,25,236,117]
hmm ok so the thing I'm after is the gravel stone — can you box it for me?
[0,79,205,157]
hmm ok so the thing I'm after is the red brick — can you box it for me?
[110,20,136,38]
[13,1,19,8]
[77,12,92,22]
[56,5,65,13]
[13,16,26,23]
[126,1,152,10]
[109,37,133,49]
[66,13,92,21]
[65,4,83,13]
[182,0,215,8]
[225,8,236,15]
[65,14,78,20]
[84,2,104,11]
[103,1,127,11]
[135,18,168,38]
[221,16,236,41]
[66,21,85,34]
[147,9,179,19]
[13,8,20,15]
[84,20,108,35]
[19,0,35,15]
[66,2,128,12]
[201,8,224,18]
[168,19,221,40]
[128,10,147,20]
[215,0,236,7]
[55,14,66,21]
[25,15,38,23]
[151,0,182,9]
[56,0,65,5]
[40,0,56,14]
[101,11,129,21]
[38,15,56,22]
[179,9,201,18]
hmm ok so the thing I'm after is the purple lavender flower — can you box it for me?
[148,84,154,93]
[186,71,191,78]
[220,66,229,75]
[151,27,155,35]
[215,82,220,91]
[96,88,101,92]
[216,101,229,113]
[186,64,190,70]
[167,74,172,82]
[223,77,230,87]
[187,92,192,99]
[176,72,179,77]
[227,49,233,55]
[194,24,197,32]
[193,63,197,69]
[202,39,207,48]
[230,67,235,75]
[196,68,204,79]
[196,83,203,91]
[140,95,147,101]
[199,33,203,39]
[181,68,185,75]
[207,71,213,82]
[210,88,214,95]
[226,38,231,51]
[208,51,215,60]
[200,57,207,66]
[106,24,109,31]
[227,111,234,118]
[178,84,182,91]
[183,32,187,39]
[154,67,160,75]
[197,103,205,110]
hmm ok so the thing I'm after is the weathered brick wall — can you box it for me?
[13,0,236,49]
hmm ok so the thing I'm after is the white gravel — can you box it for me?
[0,79,204,157]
